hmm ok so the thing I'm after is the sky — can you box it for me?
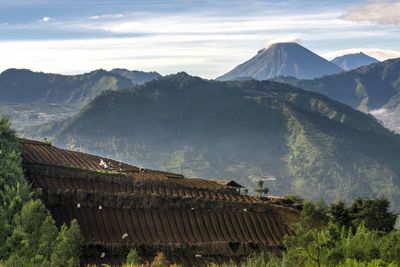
[0,0,399,78]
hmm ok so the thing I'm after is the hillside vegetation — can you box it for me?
[28,73,400,208]
[0,69,134,105]
[0,117,83,266]
[277,58,400,112]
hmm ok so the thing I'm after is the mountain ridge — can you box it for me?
[272,58,400,112]
[0,68,133,105]
[26,73,400,208]
[110,68,162,84]
[331,52,379,71]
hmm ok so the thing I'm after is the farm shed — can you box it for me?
[19,138,297,266]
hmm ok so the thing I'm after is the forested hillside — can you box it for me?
[28,73,400,209]
[273,58,400,133]
[274,58,400,112]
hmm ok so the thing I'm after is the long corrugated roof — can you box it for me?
[19,138,295,266]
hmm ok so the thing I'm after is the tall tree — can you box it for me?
[6,199,58,266]
[349,198,397,232]
[0,117,32,225]
[51,219,84,267]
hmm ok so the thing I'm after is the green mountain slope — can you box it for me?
[273,58,400,112]
[29,73,400,208]
[0,68,133,105]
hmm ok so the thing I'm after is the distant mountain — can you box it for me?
[0,68,133,105]
[110,68,162,84]
[217,42,343,81]
[273,58,400,133]
[273,58,400,112]
[28,73,400,208]
[331,52,379,71]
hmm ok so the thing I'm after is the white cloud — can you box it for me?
[40,16,52,22]
[1,9,399,78]
[266,37,302,46]
[0,37,257,78]
[89,13,124,20]
[80,12,350,34]
[322,48,400,61]
[341,0,400,26]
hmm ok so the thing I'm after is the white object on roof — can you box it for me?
[77,203,81,208]
[99,159,108,169]
[98,205,102,210]
[243,208,248,212]
[122,233,128,239]
[191,207,195,210]
[100,252,106,258]
[195,254,202,258]
[99,159,105,167]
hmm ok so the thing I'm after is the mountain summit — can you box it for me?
[331,52,379,71]
[217,42,343,81]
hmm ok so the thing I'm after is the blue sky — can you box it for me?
[0,0,399,78]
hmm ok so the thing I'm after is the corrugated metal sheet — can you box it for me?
[19,138,293,266]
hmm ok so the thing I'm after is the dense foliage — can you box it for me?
[237,198,399,267]
[0,116,83,266]
[122,197,399,267]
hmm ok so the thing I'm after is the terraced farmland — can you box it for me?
[19,138,297,266]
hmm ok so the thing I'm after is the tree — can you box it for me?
[51,219,84,267]
[151,252,168,267]
[0,116,84,265]
[301,199,329,230]
[0,207,9,258]
[379,230,400,264]
[0,117,26,188]
[0,116,34,261]
[0,117,32,225]
[285,200,330,267]
[6,199,58,266]
[329,201,352,229]
[125,248,142,266]
[349,198,396,232]
[256,180,269,197]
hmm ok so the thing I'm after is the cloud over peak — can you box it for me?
[341,0,400,26]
